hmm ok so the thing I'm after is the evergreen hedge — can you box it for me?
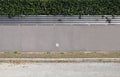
[0,0,120,17]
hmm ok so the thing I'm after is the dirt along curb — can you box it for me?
[0,58,120,63]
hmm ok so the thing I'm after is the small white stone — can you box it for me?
[56,43,59,47]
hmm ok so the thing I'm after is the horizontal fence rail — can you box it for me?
[0,15,120,25]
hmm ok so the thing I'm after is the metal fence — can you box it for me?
[0,15,120,24]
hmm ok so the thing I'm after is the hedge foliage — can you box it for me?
[0,0,120,17]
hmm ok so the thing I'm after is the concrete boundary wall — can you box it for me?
[0,24,120,52]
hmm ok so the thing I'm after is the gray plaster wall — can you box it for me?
[0,24,120,52]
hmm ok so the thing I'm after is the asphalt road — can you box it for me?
[0,63,120,77]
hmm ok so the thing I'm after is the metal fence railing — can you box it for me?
[0,15,120,24]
